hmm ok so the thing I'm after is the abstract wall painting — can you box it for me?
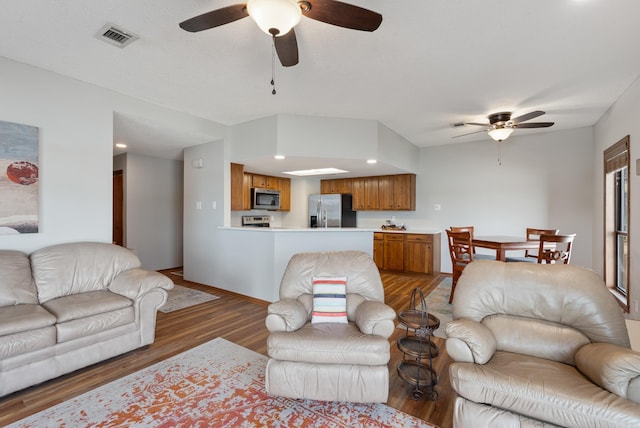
[0,120,39,234]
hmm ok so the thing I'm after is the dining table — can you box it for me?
[472,235,543,262]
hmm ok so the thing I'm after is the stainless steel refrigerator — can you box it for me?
[308,194,357,228]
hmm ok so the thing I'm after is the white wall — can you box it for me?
[357,127,595,273]
[183,140,228,285]
[594,75,640,326]
[123,153,184,270]
[0,56,223,257]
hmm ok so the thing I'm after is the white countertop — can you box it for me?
[220,226,378,232]
[375,228,442,235]
[220,226,441,234]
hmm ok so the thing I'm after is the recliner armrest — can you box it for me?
[445,318,497,364]
[576,342,640,403]
[355,300,396,338]
[265,299,308,332]
[108,268,173,300]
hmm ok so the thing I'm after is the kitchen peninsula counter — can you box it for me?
[214,227,375,302]
[219,227,379,232]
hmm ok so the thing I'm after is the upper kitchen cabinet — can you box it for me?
[379,174,416,210]
[230,163,290,211]
[231,163,246,211]
[278,177,291,211]
[321,178,353,195]
[323,174,415,211]
[251,174,278,190]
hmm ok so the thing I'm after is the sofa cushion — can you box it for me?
[42,290,132,323]
[0,304,56,336]
[0,250,38,307]
[267,322,389,365]
[0,326,56,359]
[31,242,141,304]
[55,307,135,343]
[450,351,640,427]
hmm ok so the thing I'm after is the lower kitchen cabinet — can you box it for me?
[373,232,384,268]
[374,232,441,274]
[383,233,404,271]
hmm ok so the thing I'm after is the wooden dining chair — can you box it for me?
[450,226,494,260]
[537,233,576,264]
[446,229,474,303]
[506,228,560,262]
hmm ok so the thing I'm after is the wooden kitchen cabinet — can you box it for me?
[278,177,291,211]
[391,174,416,210]
[320,178,353,195]
[230,163,245,211]
[379,174,416,210]
[373,231,441,274]
[251,174,278,190]
[242,173,252,210]
[378,175,392,210]
[351,177,366,210]
[352,176,380,210]
[383,233,404,271]
[325,173,415,211]
[364,177,380,210]
[373,232,384,268]
[404,234,433,273]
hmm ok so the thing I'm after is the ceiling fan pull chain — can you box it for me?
[271,36,277,95]
[496,141,502,166]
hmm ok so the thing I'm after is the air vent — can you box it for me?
[96,24,138,48]
[449,122,466,128]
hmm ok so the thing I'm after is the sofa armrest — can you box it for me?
[445,318,497,364]
[355,300,396,338]
[576,342,640,402]
[108,268,174,300]
[265,299,308,332]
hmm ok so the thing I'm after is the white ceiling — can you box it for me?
[2,0,640,174]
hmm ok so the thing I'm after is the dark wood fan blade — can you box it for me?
[453,129,488,138]
[179,5,248,32]
[514,122,554,128]
[274,29,299,67]
[465,122,490,127]
[303,0,382,31]
[510,110,545,124]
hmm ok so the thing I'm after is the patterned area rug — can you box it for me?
[10,338,437,428]
[159,284,220,313]
[398,277,452,338]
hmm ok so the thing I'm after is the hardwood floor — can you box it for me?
[0,269,454,428]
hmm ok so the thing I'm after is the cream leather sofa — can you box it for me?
[0,242,173,397]
[265,251,396,403]
[445,260,640,428]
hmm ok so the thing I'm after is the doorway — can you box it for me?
[113,170,123,246]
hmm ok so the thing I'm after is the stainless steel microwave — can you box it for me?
[251,188,280,210]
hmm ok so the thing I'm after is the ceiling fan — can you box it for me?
[179,0,383,67]
[454,111,555,142]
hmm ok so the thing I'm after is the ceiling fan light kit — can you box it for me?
[247,0,302,36]
[488,127,514,142]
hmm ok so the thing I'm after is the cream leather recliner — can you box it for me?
[265,250,396,403]
[445,260,640,428]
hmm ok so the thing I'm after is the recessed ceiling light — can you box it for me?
[115,143,127,148]
[274,155,285,160]
[366,159,377,164]
[283,167,349,176]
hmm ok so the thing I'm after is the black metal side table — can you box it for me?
[397,287,440,400]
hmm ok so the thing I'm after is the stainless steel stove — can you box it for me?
[241,215,271,227]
